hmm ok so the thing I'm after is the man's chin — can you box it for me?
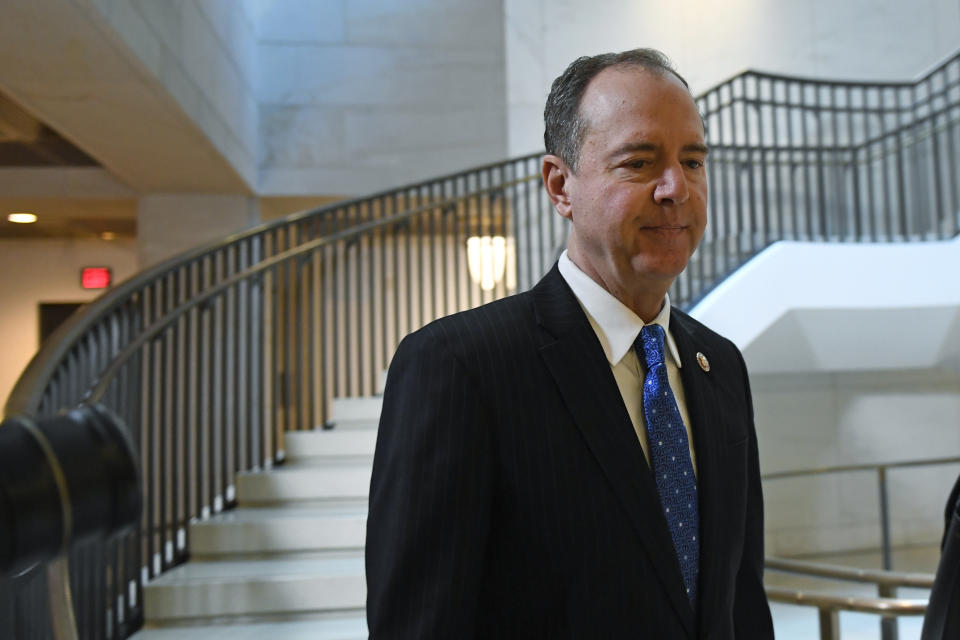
[629,256,693,282]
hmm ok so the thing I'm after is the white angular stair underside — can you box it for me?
[135,397,380,638]
[690,237,960,374]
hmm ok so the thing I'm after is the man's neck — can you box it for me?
[566,249,671,323]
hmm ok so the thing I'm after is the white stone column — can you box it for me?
[137,194,260,268]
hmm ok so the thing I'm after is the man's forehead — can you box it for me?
[579,66,704,142]
[582,64,689,104]
[582,67,695,115]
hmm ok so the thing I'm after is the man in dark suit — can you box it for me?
[921,473,960,639]
[366,48,774,638]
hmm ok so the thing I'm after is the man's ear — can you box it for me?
[542,154,574,220]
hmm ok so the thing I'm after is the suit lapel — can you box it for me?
[670,312,726,638]
[533,267,696,636]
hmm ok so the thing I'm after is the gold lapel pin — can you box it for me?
[696,352,710,372]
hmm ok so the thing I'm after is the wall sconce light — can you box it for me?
[467,235,507,291]
[8,212,37,224]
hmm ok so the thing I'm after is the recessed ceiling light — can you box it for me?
[8,212,38,224]
[100,231,117,241]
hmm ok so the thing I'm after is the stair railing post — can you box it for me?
[819,607,840,640]
[877,465,898,640]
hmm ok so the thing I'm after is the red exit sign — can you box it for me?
[81,267,111,289]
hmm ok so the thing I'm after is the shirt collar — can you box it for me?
[557,250,683,368]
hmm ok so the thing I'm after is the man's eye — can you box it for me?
[685,160,704,169]
[630,160,648,168]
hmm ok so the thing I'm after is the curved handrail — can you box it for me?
[764,456,960,481]
[9,51,960,418]
[760,455,958,638]
[82,175,536,403]
[765,586,927,616]
[5,156,543,418]
[707,46,960,92]
[11,51,960,420]
[762,456,960,575]
[766,557,934,589]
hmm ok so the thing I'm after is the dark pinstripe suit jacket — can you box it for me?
[921,474,960,640]
[366,265,773,639]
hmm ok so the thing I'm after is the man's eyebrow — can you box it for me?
[608,142,710,159]
[608,142,657,158]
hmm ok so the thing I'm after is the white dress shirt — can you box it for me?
[557,250,698,475]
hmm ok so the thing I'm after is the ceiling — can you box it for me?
[0,197,136,240]
[0,90,98,167]
[0,88,137,240]
[0,94,345,240]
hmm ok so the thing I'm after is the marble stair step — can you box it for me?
[189,503,367,556]
[236,462,371,505]
[283,429,377,462]
[130,616,367,640]
[143,554,366,622]
[327,397,382,430]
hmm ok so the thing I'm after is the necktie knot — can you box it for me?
[639,324,666,369]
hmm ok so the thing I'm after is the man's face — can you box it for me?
[551,66,708,305]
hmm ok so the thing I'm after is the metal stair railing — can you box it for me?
[677,49,960,309]
[762,455,960,640]
[2,50,959,640]
[766,553,932,640]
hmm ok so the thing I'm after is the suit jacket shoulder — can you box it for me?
[400,288,540,360]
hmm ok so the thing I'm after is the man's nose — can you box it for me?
[653,164,689,205]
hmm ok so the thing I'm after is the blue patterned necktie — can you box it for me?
[637,323,700,607]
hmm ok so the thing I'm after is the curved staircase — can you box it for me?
[132,398,380,639]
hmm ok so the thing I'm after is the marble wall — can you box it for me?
[137,193,260,267]
[755,369,960,556]
[254,0,509,196]
[45,0,960,199]
[82,0,261,189]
